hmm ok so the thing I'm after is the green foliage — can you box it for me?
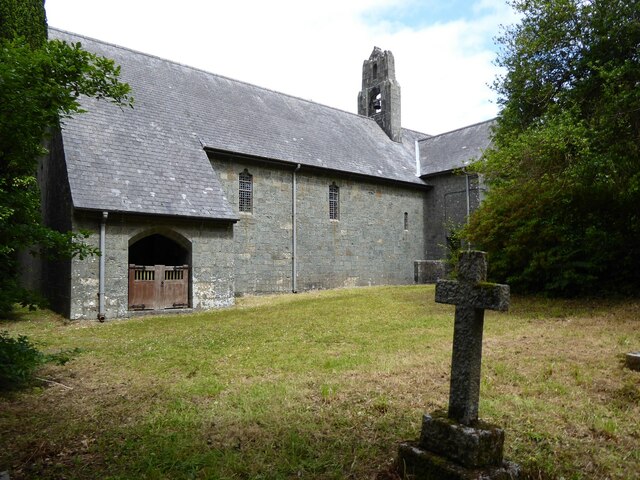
[443,223,464,276]
[1,292,639,478]
[0,330,79,391]
[0,35,133,313]
[466,0,640,295]
[0,331,43,390]
[0,0,47,48]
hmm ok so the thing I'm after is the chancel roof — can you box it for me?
[418,119,495,177]
[51,29,430,220]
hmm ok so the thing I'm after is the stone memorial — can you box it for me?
[398,251,520,479]
[626,352,640,371]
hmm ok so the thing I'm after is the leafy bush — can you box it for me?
[0,331,79,391]
[0,331,43,390]
[466,0,640,295]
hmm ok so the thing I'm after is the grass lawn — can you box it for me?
[1,285,639,479]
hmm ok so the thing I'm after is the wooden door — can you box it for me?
[128,264,189,310]
[160,265,189,309]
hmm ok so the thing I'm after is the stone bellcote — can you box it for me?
[358,47,402,142]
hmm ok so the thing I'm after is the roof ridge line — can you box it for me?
[49,27,382,125]
[402,127,431,139]
[418,117,496,141]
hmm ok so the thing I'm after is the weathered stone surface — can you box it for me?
[435,251,509,311]
[211,157,427,294]
[395,251,519,478]
[448,305,485,425]
[414,260,446,283]
[420,412,504,468]
[398,441,520,480]
[457,250,487,283]
[422,173,484,261]
[358,47,402,142]
[626,352,640,371]
[436,280,510,311]
[68,213,235,320]
[435,251,510,425]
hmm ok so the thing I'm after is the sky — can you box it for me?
[45,0,519,135]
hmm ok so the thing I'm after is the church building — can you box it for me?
[32,29,493,320]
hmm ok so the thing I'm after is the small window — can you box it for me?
[329,183,339,220]
[369,87,381,113]
[404,212,408,230]
[239,169,253,213]
[374,92,382,112]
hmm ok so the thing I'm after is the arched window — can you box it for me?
[404,212,409,230]
[369,86,381,114]
[374,92,382,112]
[329,183,339,220]
[239,169,253,213]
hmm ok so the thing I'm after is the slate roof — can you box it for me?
[418,119,495,177]
[50,29,431,220]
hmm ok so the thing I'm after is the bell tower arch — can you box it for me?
[357,47,402,142]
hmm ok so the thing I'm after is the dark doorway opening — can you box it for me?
[129,233,188,266]
[128,233,191,311]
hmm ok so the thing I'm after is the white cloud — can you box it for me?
[45,0,518,134]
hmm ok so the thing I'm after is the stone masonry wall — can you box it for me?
[210,154,427,294]
[23,130,75,316]
[210,159,294,293]
[296,171,425,289]
[424,172,481,260]
[69,212,234,320]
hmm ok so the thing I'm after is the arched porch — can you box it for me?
[127,230,192,311]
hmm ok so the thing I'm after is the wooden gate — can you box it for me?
[128,264,189,310]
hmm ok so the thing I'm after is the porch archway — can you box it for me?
[128,230,191,311]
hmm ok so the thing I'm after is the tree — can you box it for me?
[0,0,47,48]
[0,5,133,312]
[466,0,640,295]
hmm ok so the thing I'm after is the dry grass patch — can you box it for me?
[1,286,639,479]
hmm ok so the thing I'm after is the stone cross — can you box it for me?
[435,251,510,426]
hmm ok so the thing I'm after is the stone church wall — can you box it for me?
[212,159,295,293]
[210,155,427,294]
[24,130,76,316]
[296,171,426,290]
[424,172,482,260]
[68,212,235,320]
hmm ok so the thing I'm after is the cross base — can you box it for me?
[420,412,505,468]
[396,411,520,479]
[397,441,520,480]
